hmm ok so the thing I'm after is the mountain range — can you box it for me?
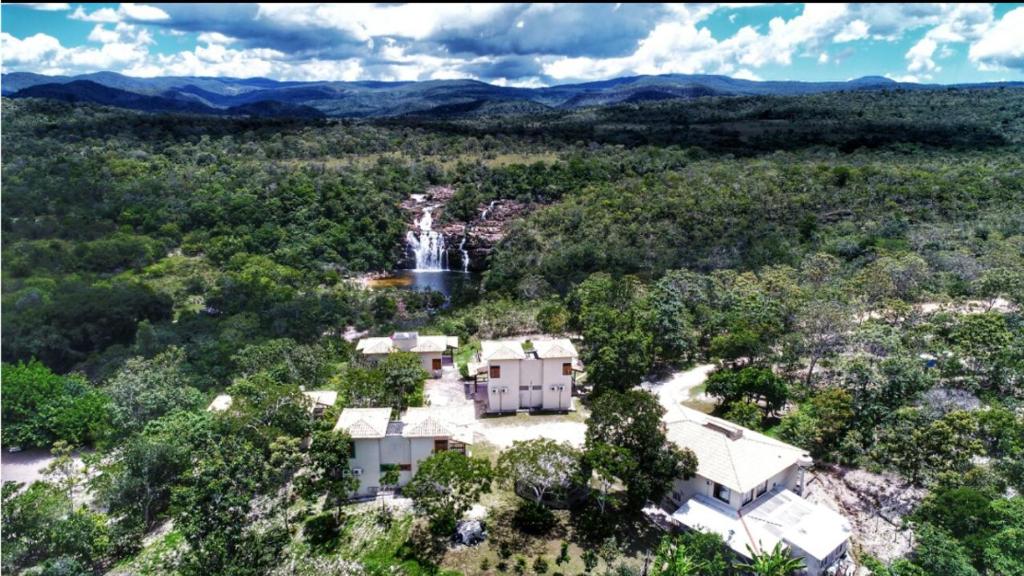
[3,71,1022,118]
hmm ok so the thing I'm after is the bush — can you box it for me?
[533,556,549,574]
[513,501,557,535]
[302,512,340,548]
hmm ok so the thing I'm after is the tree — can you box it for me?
[949,312,1013,389]
[738,542,805,576]
[724,401,762,430]
[225,373,312,448]
[300,430,359,522]
[106,347,203,434]
[497,439,583,506]
[649,276,699,366]
[705,367,788,417]
[651,531,730,576]
[794,298,851,386]
[585,390,696,508]
[1,360,112,448]
[404,450,493,536]
[584,443,635,514]
[571,274,655,394]
[911,523,980,576]
[376,351,429,411]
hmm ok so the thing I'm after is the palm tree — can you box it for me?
[738,542,806,576]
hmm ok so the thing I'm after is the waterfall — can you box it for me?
[481,200,498,220]
[459,237,469,272]
[405,207,448,271]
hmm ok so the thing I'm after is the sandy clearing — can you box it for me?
[475,420,587,449]
[641,364,717,420]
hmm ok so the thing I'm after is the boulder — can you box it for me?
[454,519,486,546]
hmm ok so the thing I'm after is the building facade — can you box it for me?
[476,339,579,413]
[664,407,852,575]
[334,407,471,497]
[355,332,459,377]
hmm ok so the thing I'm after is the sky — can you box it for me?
[2,3,1022,86]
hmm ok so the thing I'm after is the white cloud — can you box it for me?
[969,7,1024,71]
[197,32,237,45]
[906,37,939,73]
[88,25,121,45]
[732,68,761,81]
[20,3,70,11]
[818,52,829,64]
[885,73,924,83]
[70,3,169,24]
[70,5,121,23]
[834,20,869,43]
[1,32,63,67]
[119,3,170,22]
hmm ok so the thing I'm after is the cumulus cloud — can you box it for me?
[4,3,1021,84]
[969,7,1024,71]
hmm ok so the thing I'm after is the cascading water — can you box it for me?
[405,207,448,271]
[458,237,469,272]
[481,200,498,220]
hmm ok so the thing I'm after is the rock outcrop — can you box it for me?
[399,185,528,272]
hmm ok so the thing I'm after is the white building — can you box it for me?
[334,406,472,497]
[664,407,852,575]
[475,339,579,413]
[355,332,459,377]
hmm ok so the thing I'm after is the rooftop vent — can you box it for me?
[704,420,744,440]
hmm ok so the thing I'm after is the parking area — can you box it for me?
[424,372,588,450]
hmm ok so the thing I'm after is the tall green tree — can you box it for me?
[404,450,493,535]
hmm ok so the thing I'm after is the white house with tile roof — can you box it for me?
[355,332,459,377]
[664,406,852,575]
[334,406,472,496]
[476,338,579,413]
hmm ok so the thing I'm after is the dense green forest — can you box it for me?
[2,89,1022,576]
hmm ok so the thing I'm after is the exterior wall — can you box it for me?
[350,438,382,496]
[363,353,387,366]
[541,357,572,410]
[668,465,800,511]
[486,360,521,413]
[520,357,543,409]
[416,352,444,377]
[409,438,436,477]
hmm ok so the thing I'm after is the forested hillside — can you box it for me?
[2,88,1022,576]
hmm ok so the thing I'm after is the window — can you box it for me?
[532,385,542,390]
[399,463,411,471]
[743,490,754,505]
[562,362,572,375]
[713,483,731,503]
[519,386,529,391]
[347,442,356,458]
[490,365,501,378]
[432,358,442,371]
[757,480,768,496]
[434,439,449,452]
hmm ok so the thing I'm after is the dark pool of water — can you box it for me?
[366,270,482,300]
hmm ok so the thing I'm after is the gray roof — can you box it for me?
[665,406,810,492]
[532,339,579,359]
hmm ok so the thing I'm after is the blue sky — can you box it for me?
[2,3,1022,85]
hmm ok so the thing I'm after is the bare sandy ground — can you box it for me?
[641,364,717,419]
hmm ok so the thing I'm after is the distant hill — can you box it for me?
[9,80,326,119]
[4,70,1022,118]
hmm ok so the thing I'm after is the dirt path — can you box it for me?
[641,364,717,419]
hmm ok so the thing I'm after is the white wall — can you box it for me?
[351,438,382,496]
[409,438,435,477]
[520,357,543,409]
[486,360,521,412]
[541,357,572,410]
[417,352,443,376]
[668,465,800,511]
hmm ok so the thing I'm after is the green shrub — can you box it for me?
[533,556,549,574]
[302,512,340,548]
[513,501,556,535]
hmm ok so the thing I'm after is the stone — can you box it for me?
[454,519,486,546]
